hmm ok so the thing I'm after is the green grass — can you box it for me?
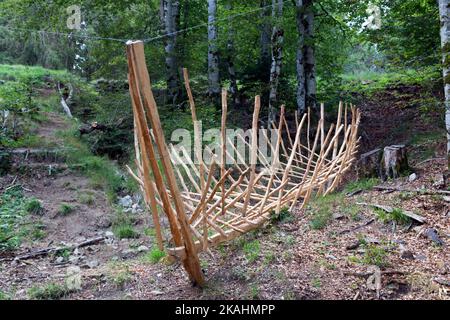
[249,284,260,299]
[107,263,133,288]
[113,224,139,239]
[243,240,260,263]
[58,203,74,216]
[0,186,29,250]
[58,127,129,202]
[263,252,275,265]
[345,178,379,194]
[78,192,95,205]
[112,209,139,239]
[25,198,43,215]
[361,243,390,268]
[143,248,166,264]
[28,283,68,300]
[339,66,441,96]
[31,224,47,240]
[375,207,411,225]
[0,290,11,300]
[311,277,322,288]
[0,64,73,85]
[308,194,343,230]
[270,207,294,224]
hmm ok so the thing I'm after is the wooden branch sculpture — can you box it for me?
[126,41,361,287]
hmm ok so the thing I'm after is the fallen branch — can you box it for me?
[416,157,445,166]
[339,218,375,235]
[373,185,450,196]
[356,202,426,224]
[343,270,406,277]
[0,236,105,262]
[346,189,363,197]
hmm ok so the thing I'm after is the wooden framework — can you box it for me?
[126,41,360,286]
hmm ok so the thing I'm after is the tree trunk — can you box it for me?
[295,0,306,114]
[357,148,383,179]
[208,0,220,106]
[381,145,409,180]
[303,0,316,110]
[268,0,284,124]
[260,0,272,76]
[438,0,450,169]
[161,0,181,107]
[226,0,239,108]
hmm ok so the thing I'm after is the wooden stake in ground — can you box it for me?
[125,40,361,286]
[127,41,204,287]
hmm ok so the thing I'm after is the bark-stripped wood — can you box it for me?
[126,40,360,286]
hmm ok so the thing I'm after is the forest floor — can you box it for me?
[0,83,449,300]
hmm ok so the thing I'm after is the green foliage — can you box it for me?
[307,194,342,230]
[58,203,74,216]
[55,248,72,259]
[108,263,133,288]
[114,224,139,240]
[25,198,43,215]
[0,186,28,250]
[345,178,379,193]
[361,243,389,268]
[243,240,260,263]
[59,127,130,201]
[249,284,260,299]
[112,209,139,239]
[28,283,67,300]
[31,225,47,240]
[375,207,411,225]
[0,290,11,300]
[311,277,322,288]
[78,192,95,206]
[339,66,441,97]
[270,207,294,224]
[364,0,440,69]
[144,248,166,264]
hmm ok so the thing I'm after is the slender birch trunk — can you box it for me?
[303,0,316,110]
[225,0,239,108]
[161,0,181,107]
[439,0,450,168]
[260,0,272,74]
[208,0,220,105]
[295,0,306,114]
[268,0,284,124]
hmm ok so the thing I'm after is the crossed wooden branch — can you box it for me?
[126,40,360,286]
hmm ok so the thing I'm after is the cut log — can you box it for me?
[381,145,409,180]
[356,148,382,178]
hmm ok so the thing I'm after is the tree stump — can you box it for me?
[381,145,409,180]
[357,148,383,178]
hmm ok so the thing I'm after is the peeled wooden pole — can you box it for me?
[221,89,228,215]
[127,40,361,283]
[242,96,261,216]
[127,41,204,287]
